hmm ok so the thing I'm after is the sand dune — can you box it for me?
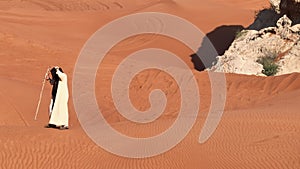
[1,71,299,168]
[0,0,299,168]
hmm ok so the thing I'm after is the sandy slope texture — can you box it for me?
[1,0,299,168]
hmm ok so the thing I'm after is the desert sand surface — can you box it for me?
[0,0,299,168]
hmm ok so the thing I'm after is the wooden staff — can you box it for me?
[34,67,50,120]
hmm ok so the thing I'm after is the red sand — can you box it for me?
[0,0,299,168]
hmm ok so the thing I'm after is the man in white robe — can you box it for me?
[46,67,69,130]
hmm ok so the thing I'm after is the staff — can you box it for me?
[34,67,50,120]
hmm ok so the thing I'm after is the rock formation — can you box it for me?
[210,15,300,76]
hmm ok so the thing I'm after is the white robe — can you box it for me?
[49,70,69,127]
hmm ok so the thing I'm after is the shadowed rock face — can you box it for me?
[279,0,300,23]
[269,0,300,24]
[249,0,300,31]
[248,9,281,30]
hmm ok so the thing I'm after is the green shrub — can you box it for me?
[257,54,279,76]
[235,30,247,40]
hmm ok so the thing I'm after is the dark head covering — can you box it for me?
[50,67,60,82]
[49,67,60,102]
